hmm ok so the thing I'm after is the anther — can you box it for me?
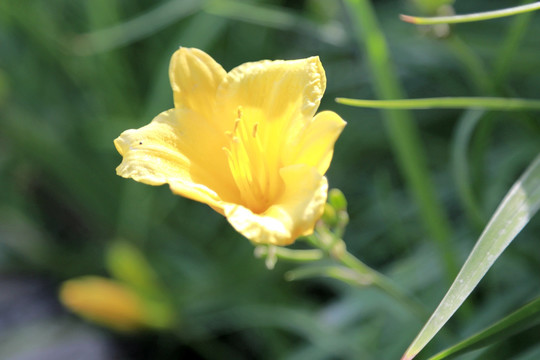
[252,123,258,138]
[237,106,243,119]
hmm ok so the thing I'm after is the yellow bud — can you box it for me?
[59,276,149,332]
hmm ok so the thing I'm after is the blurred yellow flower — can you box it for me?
[114,48,345,245]
[60,276,150,332]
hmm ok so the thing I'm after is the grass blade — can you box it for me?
[451,110,486,229]
[402,153,540,360]
[204,0,345,45]
[428,296,540,360]
[343,0,459,284]
[73,0,202,54]
[400,2,540,25]
[335,97,540,111]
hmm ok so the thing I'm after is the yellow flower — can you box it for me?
[60,276,151,332]
[114,48,345,245]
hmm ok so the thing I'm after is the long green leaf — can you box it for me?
[343,0,459,284]
[204,0,345,45]
[74,0,202,54]
[402,153,540,360]
[428,296,540,360]
[451,110,485,229]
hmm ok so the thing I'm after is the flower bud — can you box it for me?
[328,188,347,212]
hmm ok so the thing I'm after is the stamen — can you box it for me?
[223,105,275,213]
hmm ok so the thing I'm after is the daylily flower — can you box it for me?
[114,48,345,246]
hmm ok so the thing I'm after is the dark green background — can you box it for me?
[1,0,540,359]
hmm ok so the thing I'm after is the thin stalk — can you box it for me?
[446,35,495,94]
[400,2,540,25]
[343,0,459,281]
[254,246,324,262]
[494,0,536,86]
[300,231,427,319]
[451,110,486,230]
[336,97,540,110]
[337,249,428,320]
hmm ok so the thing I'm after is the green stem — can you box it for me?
[446,35,495,94]
[494,0,536,86]
[254,246,324,262]
[343,0,459,281]
[400,2,540,25]
[337,249,428,320]
[285,265,371,286]
[336,97,540,110]
[301,231,427,318]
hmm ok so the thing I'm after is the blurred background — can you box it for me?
[1,0,540,359]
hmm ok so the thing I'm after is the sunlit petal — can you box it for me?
[114,109,238,211]
[217,56,326,123]
[169,47,226,121]
[286,110,346,174]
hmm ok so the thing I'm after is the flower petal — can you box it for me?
[286,110,346,175]
[224,165,328,246]
[169,47,226,120]
[217,56,326,124]
[114,109,239,212]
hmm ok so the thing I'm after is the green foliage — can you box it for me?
[428,295,540,360]
[404,154,540,359]
[1,0,540,359]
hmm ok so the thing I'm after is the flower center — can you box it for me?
[223,106,278,213]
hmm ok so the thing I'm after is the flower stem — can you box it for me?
[254,245,324,262]
[336,248,428,320]
[304,230,428,320]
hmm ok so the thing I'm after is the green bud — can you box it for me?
[328,188,347,212]
[321,203,337,226]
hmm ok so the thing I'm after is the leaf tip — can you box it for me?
[401,352,417,360]
[400,14,418,24]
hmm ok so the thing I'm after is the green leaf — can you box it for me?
[402,153,540,360]
[451,110,486,229]
[204,0,345,45]
[73,0,202,54]
[428,296,540,360]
